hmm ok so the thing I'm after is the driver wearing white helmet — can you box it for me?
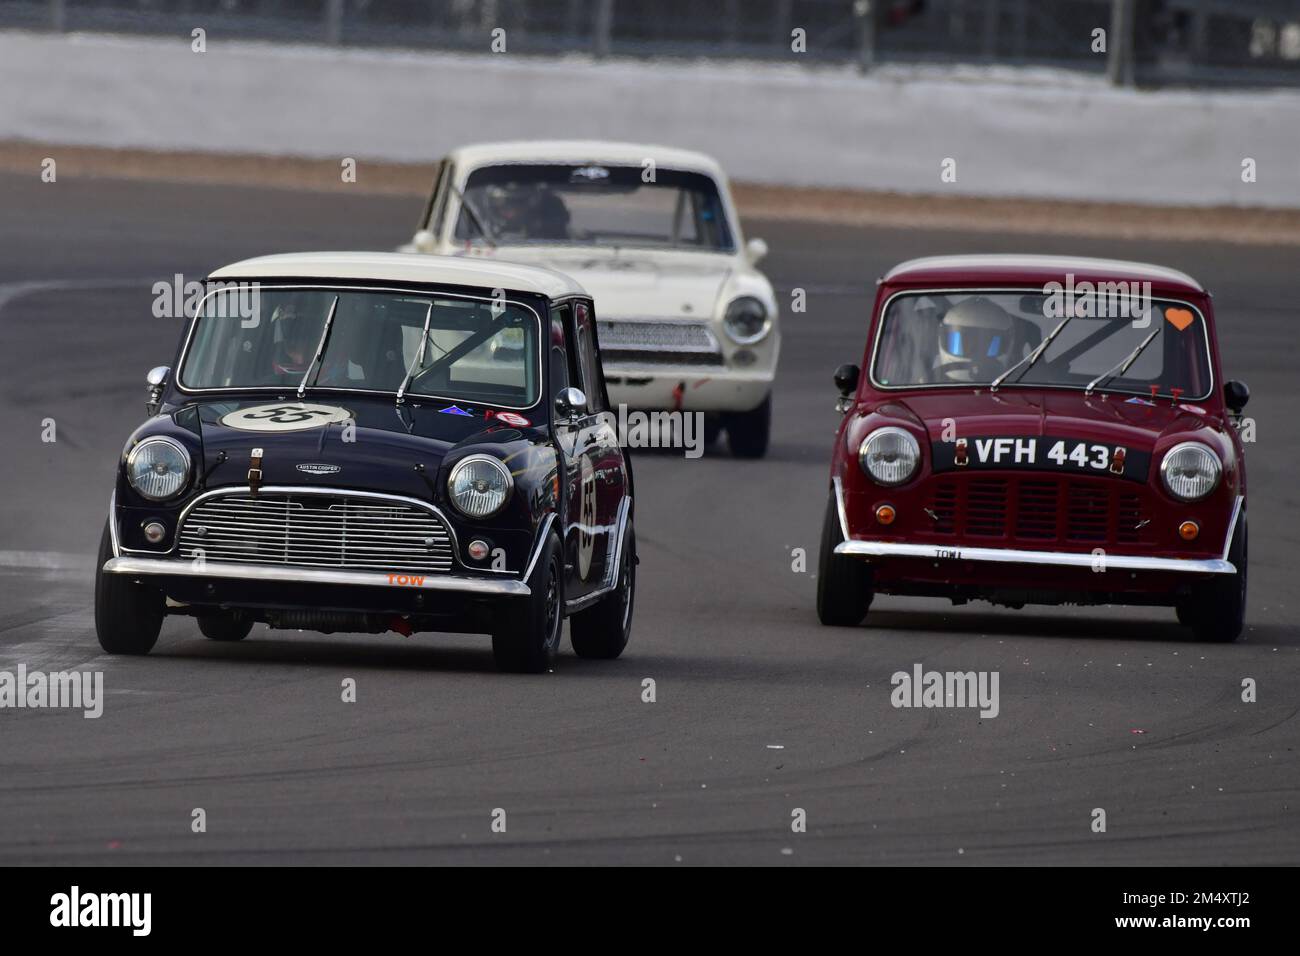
[935,296,1035,383]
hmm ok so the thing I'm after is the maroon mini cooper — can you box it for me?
[818,255,1249,642]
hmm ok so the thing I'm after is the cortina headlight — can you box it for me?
[126,437,191,501]
[1160,441,1220,502]
[723,296,770,345]
[448,454,513,519]
[858,427,920,486]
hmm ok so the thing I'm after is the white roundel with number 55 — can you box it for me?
[220,402,353,432]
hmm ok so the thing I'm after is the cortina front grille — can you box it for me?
[599,319,724,367]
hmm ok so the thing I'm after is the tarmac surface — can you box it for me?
[0,173,1295,864]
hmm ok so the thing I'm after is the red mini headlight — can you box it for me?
[1160,442,1220,502]
[858,427,921,486]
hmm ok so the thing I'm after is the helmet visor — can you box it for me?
[943,326,1006,359]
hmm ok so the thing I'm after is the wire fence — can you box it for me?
[3,0,1299,87]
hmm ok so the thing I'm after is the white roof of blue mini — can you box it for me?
[209,252,589,299]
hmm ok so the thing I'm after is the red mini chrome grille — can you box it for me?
[922,474,1153,548]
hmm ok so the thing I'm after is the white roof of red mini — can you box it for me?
[883,255,1204,294]
[208,251,588,299]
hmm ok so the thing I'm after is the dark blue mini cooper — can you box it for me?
[96,252,635,672]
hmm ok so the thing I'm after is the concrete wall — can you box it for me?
[3,29,1298,207]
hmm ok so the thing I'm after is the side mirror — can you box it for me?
[145,365,170,415]
[834,363,860,396]
[833,364,859,414]
[411,229,436,254]
[744,237,768,266]
[554,386,588,422]
[1224,379,1250,414]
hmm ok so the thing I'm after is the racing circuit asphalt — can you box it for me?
[0,173,1296,865]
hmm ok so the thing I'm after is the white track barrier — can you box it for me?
[3,30,1298,208]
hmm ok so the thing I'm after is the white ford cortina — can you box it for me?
[401,141,779,457]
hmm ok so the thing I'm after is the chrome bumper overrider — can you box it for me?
[832,541,1236,575]
[101,557,531,596]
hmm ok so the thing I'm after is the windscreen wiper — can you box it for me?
[451,184,497,249]
[396,301,435,406]
[1086,324,1162,395]
[991,315,1071,391]
[297,295,339,399]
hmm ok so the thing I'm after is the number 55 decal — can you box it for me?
[221,402,353,432]
[577,455,597,581]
